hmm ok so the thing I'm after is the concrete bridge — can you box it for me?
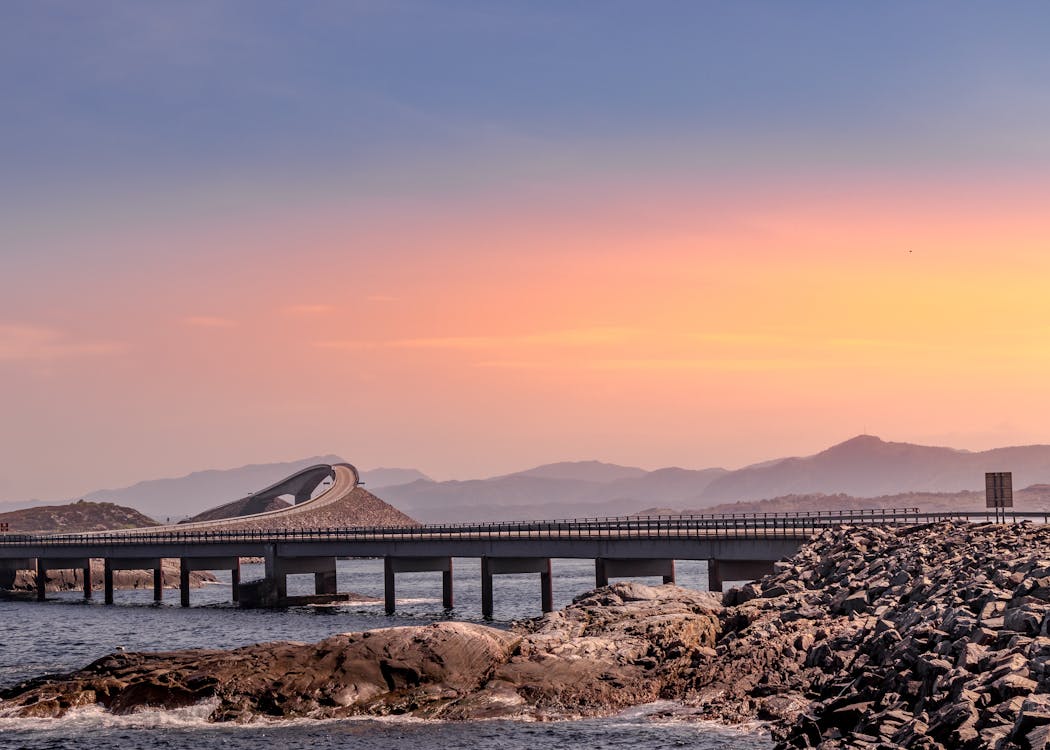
[0,506,958,617]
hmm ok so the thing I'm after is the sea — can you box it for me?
[0,558,772,750]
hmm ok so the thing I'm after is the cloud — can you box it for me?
[283,304,335,315]
[0,324,123,361]
[366,295,399,303]
[473,357,832,372]
[183,316,238,328]
[314,327,640,351]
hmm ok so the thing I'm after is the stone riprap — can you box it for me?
[694,521,1050,749]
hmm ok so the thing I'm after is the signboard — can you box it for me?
[986,472,1013,508]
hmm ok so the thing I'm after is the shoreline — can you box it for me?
[5,521,1050,748]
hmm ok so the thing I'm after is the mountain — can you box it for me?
[696,435,1050,502]
[361,467,432,489]
[502,461,647,483]
[372,465,728,523]
[0,500,159,533]
[81,455,348,520]
[680,484,1050,516]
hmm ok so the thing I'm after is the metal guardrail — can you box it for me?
[0,507,961,547]
[0,508,1043,550]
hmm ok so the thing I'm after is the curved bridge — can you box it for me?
[168,463,361,531]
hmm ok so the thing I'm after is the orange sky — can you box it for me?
[3,172,1049,501]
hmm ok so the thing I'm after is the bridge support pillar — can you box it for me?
[595,558,675,588]
[260,547,337,604]
[180,563,189,607]
[154,567,163,602]
[180,557,241,607]
[708,559,775,592]
[480,557,552,620]
[384,557,454,615]
[36,558,46,601]
[83,561,92,599]
[104,559,114,604]
[33,558,92,602]
[0,558,35,592]
[708,559,721,592]
[102,558,163,605]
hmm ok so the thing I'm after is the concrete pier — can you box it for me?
[595,557,675,588]
[480,557,552,620]
[0,558,34,592]
[707,559,775,592]
[384,556,453,615]
[103,558,163,605]
[35,557,93,601]
[180,556,241,607]
[259,545,337,602]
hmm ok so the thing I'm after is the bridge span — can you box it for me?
[0,507,994,618]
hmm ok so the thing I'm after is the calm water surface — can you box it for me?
[0,559,771,750]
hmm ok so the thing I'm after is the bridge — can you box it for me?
[0,462,1035,617]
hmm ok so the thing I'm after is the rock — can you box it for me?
[0,583,721,722]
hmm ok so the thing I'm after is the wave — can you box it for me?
[0,700,434,732]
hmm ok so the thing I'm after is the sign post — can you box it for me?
[985,472,1013,524]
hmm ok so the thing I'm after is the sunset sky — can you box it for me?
[3,2,1050,502]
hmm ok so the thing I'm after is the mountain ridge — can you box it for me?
[8,435,1050,523]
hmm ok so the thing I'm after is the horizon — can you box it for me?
[4,432,1049,506]
[5,3,1050,502]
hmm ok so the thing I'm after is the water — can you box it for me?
[0,559,771,750]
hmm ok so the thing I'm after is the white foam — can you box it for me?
[0,699,437,731]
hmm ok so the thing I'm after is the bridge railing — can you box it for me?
[3,509,1047,549]
[6,507,1031,548]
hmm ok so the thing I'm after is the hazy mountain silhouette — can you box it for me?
[361,467,432,488]
[696,435,1050,502]
[15,435,1050,524]
[373,465,728,522]
[371,436,1050,521]
[499,461,647,483]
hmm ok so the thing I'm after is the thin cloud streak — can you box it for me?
[313,327,641,351]
[183,316,238,328]
[0,324,123,361]
[283,304,335,315]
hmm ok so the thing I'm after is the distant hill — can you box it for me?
[372,465,729,523]
[668,483,1050,516]
[0,500,159,533]
[502,461,647,483]
[361,467,432,489]
[696,435,1050,502]
[14,434,1050,526]
[81,455,348,520]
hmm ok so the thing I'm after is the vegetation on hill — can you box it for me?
[0,500,159,533]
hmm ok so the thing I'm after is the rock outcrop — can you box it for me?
[0,583,720,721]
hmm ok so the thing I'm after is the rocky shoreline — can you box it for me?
[4,522,1050,749]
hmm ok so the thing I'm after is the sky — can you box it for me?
[3,1,1050,502]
